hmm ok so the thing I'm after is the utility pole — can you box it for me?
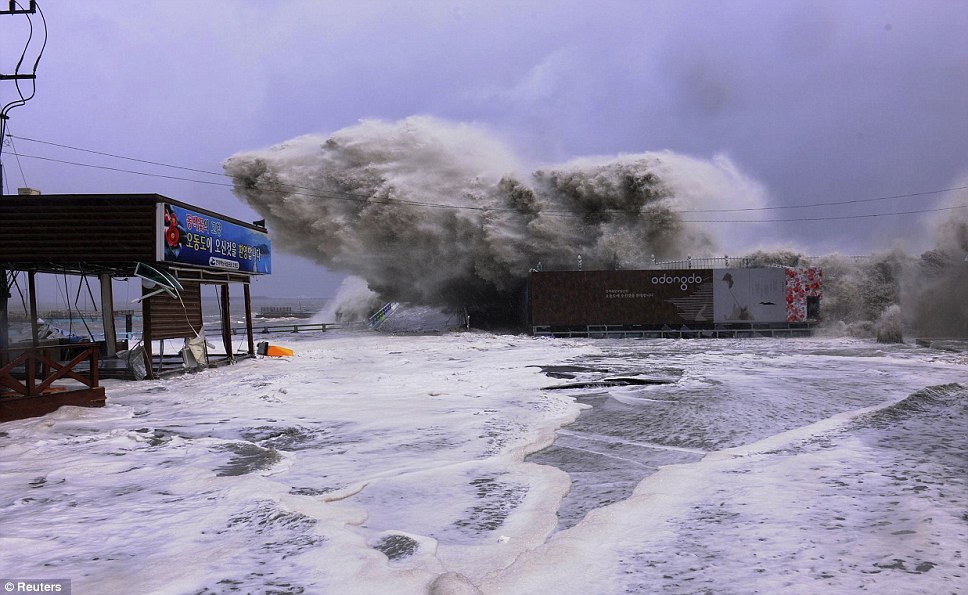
[1,1,38,15]
[1,0,43,194]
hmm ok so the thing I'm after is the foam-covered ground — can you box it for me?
[1,332,965,594]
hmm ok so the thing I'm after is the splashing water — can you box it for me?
[224,116,767,326]
[740,233,968,338]
[225,116,968,335]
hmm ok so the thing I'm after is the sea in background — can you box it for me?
[6,296,330,351]
[0,331,965,594]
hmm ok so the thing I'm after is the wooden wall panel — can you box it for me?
[145,281,203,340]
[0,195,158,264]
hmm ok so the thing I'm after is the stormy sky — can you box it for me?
[2,1,966,298]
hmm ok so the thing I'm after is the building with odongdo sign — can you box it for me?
[529,266,822,338]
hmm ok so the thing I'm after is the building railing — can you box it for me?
[533,254,872,272]
[0,343,101,397]
[650,255,873,270]
[649,256,754,270]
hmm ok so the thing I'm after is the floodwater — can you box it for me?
[1,332,965,594]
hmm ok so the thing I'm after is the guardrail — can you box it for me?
[532,323,817,339]
[208,322,346,336]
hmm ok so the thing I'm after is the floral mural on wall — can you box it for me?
[786,266,823,322]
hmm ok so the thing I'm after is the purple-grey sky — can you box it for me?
[2,0,966,298]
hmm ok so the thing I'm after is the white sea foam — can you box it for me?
[0,332,964,594]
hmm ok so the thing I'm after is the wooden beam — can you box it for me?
[100,274,118,357]
[243,282,255,355]
[142,283,155,379]
[28,271,39,347]
[220,284,233,362]
[0,267,8,353]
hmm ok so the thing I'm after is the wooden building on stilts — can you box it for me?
[0,193,272,422]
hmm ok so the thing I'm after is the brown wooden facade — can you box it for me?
[0,194,158,267]
[1,193,269,422]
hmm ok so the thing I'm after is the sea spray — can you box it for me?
[875,304,904,343]
[743,239,968,338]
[813,251,906,330]
[311,276,380,323]
[225,116,968,334]
[224,116,768,326]
[905,182,968,337]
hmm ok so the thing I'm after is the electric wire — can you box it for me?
[6,270,30,315]
[4,133,967,223]
[10,133,226,178]
[1,1,46,113]
[11,139,967,217]
[17,2,47,106]
[6,2,35,112]
[10,152,235,188]
[673,186,967,214]
[5,125,29,188]
[72,272,96,341]
[681,203,968,223]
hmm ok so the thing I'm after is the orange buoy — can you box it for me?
[265,345,294,357]
[257,341,294,357]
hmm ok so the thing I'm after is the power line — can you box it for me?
[13,132,967,215]
[8,135,387,204]
[4,124,30,188]
[682,203,968,223]
[11,152,238,188]
[673,186,968,213]
[6,135,967,223]
[9,133,226,178]
[8,151,477,210]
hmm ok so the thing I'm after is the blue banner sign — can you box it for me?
[159,203,271,274]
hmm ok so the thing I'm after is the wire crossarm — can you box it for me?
[1,1,37,15]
